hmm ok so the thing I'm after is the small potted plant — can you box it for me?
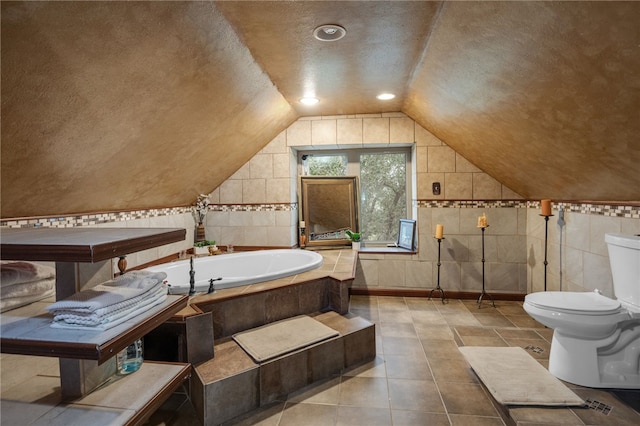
[345,230,361,250]
[194,240,217,256]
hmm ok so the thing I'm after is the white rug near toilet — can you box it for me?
[459,346,585,406]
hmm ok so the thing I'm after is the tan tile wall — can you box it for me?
[206,112,529,294]
[207,112,522,249]
[187,112,640,297]
[526,205,640,297]
[355,206,528,294]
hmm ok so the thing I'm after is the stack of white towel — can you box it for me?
[1,261,56,313]
[46,270,168,331]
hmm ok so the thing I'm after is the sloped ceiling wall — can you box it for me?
[404,1,640,202]
[1,1,296,218]
[2,1,638,219]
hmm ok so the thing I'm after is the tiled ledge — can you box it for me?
[357,246,416,254]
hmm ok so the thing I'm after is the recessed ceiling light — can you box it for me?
[313,24,347,42]
[299,97,319,105]
[377,93,396,100]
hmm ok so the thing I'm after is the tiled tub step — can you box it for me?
[191,311,375,425]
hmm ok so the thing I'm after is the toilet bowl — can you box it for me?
[524,291,631,339]
[523,233,640,389]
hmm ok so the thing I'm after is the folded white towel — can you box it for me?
[51,291,167,331]
[46,270,167,314]
[49,280,165,319]
[1,261,55,287]
[1,277,55,299]
[103,270,167,290]
[52,284,167,326]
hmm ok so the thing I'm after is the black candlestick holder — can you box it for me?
[540,214,554,291]
[429,237,446,304]
[189,256,196,296]
[477,226,495,308]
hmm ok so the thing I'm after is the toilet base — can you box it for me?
[549,330,640,389]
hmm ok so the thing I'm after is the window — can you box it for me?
[300,148,412,244]
[304,154,347,176]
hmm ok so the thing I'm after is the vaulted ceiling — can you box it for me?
[2,1,639,218]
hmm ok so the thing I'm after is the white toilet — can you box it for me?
[523,233,640,389]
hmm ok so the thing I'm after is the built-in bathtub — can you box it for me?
[147,249,323,294]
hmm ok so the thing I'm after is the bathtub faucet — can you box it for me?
[208,277,222,294]
[189,256,196,296]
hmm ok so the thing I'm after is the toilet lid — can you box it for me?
[526,291,622,315]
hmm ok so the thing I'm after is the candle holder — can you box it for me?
[299,226,307,248]
[189,256,196,296]
[540,214,554,291]
[477,225,495,308]
[429,237,446,304]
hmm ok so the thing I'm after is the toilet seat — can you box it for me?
[525,291,622,316]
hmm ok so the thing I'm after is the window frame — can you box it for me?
[298,147,413,245]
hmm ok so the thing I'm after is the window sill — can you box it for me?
[357,246,416,254]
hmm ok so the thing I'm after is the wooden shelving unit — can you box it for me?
[0,227,186,263]
[0,227,191,425]
[1,294,188,362]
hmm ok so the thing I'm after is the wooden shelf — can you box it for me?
[80,361,192,426]
[1,295,188,363]
[0,226,191,406]
[0,227,186,263]
[0,361,191,426]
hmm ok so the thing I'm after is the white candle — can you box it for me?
[541,199,552,216]
[435,224,444,239]
[299,221,306,229]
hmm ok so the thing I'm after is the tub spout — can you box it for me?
[208,277,222,294]
[189,256,196,296]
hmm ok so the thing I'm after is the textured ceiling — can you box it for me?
[1,1,639,218]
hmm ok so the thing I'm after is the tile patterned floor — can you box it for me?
[147,296,640,426]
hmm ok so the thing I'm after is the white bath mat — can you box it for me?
[459,346,585,406]
[233,315,339,363]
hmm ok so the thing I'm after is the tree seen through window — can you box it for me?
[303,150,409,244]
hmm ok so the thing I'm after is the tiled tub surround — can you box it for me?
[189,249,357,339]
[180,249,375,425]
[192,311,375,425]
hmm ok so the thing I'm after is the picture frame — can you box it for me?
[397,219,416,251]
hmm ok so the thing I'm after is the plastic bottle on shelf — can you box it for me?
[117,339,143,375]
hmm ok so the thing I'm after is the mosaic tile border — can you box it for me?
[1,201,637,229]
[415,200,528,209]
[209,203,297,213]
[415,200,640,218]
[553,202,640,219]
[0,207,193,229]
[0,203,298,229]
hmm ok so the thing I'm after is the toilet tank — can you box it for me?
[605,233,640,310]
